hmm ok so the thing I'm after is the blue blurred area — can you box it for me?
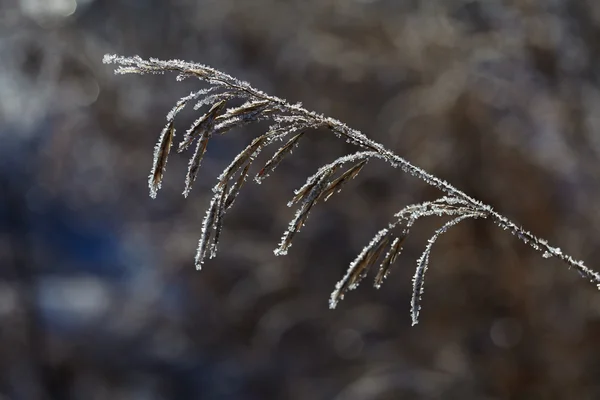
[0,122,127,279]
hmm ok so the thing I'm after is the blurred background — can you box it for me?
[3,0,600,398]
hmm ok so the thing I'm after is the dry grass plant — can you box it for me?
[103,54,600,325]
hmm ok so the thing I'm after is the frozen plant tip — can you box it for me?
[104,54,600,325]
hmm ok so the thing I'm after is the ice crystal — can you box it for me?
[104,54,600,325]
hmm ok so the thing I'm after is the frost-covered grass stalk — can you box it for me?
[103,54,600,326]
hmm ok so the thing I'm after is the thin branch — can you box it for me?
[103,54,600,323]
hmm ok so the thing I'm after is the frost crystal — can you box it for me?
[104,54,600,326]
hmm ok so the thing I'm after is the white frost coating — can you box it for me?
[183,133,209,197]
[214,136,266,194]
[410,213,481,326]
[274,168,335,256]
[289,151,378,208]
[329,228,390,309]
[166,88,217,121]
[195,193,221,269]
[209,185,228,259]
[374,236,403,289]
[224,164,250,210]
[273,205,307,256]
[329,198,489,308]
[219,100,270,120]
[213,111,274,135]
[148,122,175,199]
[193,92,236,110]
[105,54,600,324]
[394,199,484,228]
[255,128,308,184]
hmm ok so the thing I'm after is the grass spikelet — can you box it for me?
[350,234,391,289]
[183,132,210,197]
[321,159,368,202]
[290,167,338,206]
[105,54,600,326]
[330,229,390,308]
[275,168,336,256]
[210,183,229,259]
[218,100,271,120]
[224,163,251,210]
[256,130,306,182]
[195,193,221,269]
[410,214,480,325]
[178,100,227,153]
[217,134,267,190]
[374,234,407,289]
[149,121,175,199]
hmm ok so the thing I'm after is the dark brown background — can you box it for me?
[2,0,600,398]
